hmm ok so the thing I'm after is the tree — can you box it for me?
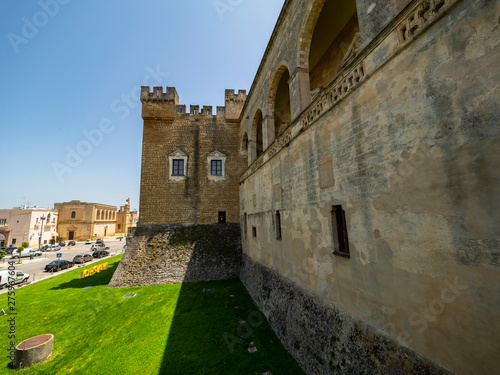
[16,242,29,262]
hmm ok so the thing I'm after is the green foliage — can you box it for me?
[16,246,24,253]
[0,250,5,259]
[0,256,304,374]
[21,242,29,249]
[56,236,62,242]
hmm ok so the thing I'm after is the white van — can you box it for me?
[11,248,42,258]
[0,270,30,289]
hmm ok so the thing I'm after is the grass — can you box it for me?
[0,255,305,374]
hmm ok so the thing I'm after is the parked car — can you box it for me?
[68,241,76,246]
[0,270,29,289]
[85,239,92,245]
[41,245,53,252]
[91,243,108,250]
[44,260,74,272]
[96,238,103,244]
[73,254,92,264]
[11,248,42,258]
[59,241,66,247]
[92,250,110,258]
[52,244,61,251]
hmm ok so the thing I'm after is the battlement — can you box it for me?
[141,86,246,120]
[141,86,179,104]
[225,89,247,103]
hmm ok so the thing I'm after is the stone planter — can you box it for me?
[14,334,53,369]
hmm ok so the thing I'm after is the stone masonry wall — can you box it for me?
[238,0,500,374]
[108,223,242,288]
[139,87,246,225]
[241,255,453,375]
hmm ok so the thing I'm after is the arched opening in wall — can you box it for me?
[270,68,291,139]
[253,110,263,158]
[96,210,100,220]
[241,132,248,156]
[71,211,76,219]
[308,0,359,97]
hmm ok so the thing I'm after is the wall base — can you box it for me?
[240,255,454,375]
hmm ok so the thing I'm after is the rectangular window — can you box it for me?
[12,238,16,245]
[252,226,257,238]
[117,224,121,229]
[275,211,282,240]
[0,219,6,226]
[218,211,226,224]
[211,160,222,176]
[172,159,184,176]
[331,205,349,257]
[243,213,247,239]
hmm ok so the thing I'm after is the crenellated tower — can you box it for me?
[138,86,247,226]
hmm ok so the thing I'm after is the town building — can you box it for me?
[54,200,117,241]
[115,198,138,236]
[0,207,59,248]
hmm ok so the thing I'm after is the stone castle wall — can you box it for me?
[241,255,453,375]
[139,87,246,225]
[239,0,500,374]
[108,223,242,288]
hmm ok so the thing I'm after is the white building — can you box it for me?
[0,207,59,248]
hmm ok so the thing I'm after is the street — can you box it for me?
[0,238,125,293]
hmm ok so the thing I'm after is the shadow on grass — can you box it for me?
[157,225,305,375]
[50,260,119,290]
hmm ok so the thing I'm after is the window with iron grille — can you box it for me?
[331,205,350,257]
[211,160,222,176]
[172,159,184,176]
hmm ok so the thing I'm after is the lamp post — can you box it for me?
[38,215,46,251]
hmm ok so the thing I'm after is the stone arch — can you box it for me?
[298,0,360,98]
[96,210,101,220]
[241,132,248,155]
[252,109,264,160]
[268,65,292,141]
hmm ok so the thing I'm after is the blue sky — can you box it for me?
[0,0,284,211]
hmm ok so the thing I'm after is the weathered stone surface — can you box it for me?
[14,334,53,369]
[139,87,246,226]
[238,0,500,374]
[241,256,453,375]
[108,223,242,287]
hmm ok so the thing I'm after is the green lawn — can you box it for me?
[0,255,305,374]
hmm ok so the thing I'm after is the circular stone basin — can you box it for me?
[14,334,53,369]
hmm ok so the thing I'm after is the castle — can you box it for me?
[110,0,500,373]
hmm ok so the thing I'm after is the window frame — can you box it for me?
[275,211,282,240]
[172,159,185,176]
[168,150,188,181]
[331,205,350,258]
[207,150,227,181]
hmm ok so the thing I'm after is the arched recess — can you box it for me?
[269,66,292,140]
[298,0,360,99]
[97,210,101,220]
[241,132,249,156]
[240,132,252,165]
[252,109,264,159]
